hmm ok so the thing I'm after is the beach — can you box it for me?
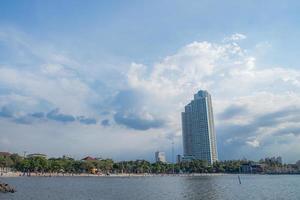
[0,171,225,178]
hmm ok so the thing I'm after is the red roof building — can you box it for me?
[82,156,96,161]
[0,152,11,157]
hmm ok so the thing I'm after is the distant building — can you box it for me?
[181,155,196,162]
[181,90,218,164]
[296,160,300,168]
[82,156,96,161]
[264,156,283,165]
[0,152,11,158]
[176,155,182,163]
[27,153,47,159]
[241,162,264,173]
[155,151,166,163]
[241,163,252,173]
[276,156,283,164]
[62,155,73,160]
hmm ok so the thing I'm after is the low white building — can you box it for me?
[155,151,166,163]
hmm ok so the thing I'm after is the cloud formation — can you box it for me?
[1,30,300,162]
[114,112,165,130]
[223,33,247,42]
[0,106,13,118]
[124,34,300,161]
[218,105,248,120]
[110,89,165,130]
[47,109,75,123]
[78,117,97,125]
[101,119,110,126]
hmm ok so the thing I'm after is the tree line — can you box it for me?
[1,154,299,174]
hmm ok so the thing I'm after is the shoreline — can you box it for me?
[1,172,299,178]
[1,172,227,178]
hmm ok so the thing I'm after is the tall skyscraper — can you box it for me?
[155,151,166,163]
[181,90,218,164]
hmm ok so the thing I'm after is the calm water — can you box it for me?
[1,175,300,200]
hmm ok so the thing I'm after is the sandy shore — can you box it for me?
[0,172,226,178]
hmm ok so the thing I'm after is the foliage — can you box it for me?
[1,153,299,174]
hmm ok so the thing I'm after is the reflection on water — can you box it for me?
[178,176,218,199]
[1,175,300,200]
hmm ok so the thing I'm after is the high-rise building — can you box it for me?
[155,151,166,163]
[176,155,182,163]
[181,90,218,164]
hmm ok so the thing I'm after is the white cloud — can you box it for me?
[0,67,97,115]
[246,138,260,148]
[125,34,300,162]
[2,30,300,162]
[223,33,247,42]
[0,119,171,161]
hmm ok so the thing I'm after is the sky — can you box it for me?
[1,0,300,163]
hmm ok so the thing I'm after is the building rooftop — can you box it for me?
[82,156,96,161]
[194,90,209,99]
[0,152,11,157]
[27,153,47,158]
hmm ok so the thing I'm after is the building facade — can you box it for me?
[176,155,182,163]
[155,151,166,163]
[26,153,47,159]
[181,90,218,164]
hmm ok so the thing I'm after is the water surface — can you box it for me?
[1,175,299,200]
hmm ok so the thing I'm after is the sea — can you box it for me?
[1,174,300,200]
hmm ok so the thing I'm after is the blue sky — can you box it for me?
[2,0,300,66]
[1,0,300,162]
